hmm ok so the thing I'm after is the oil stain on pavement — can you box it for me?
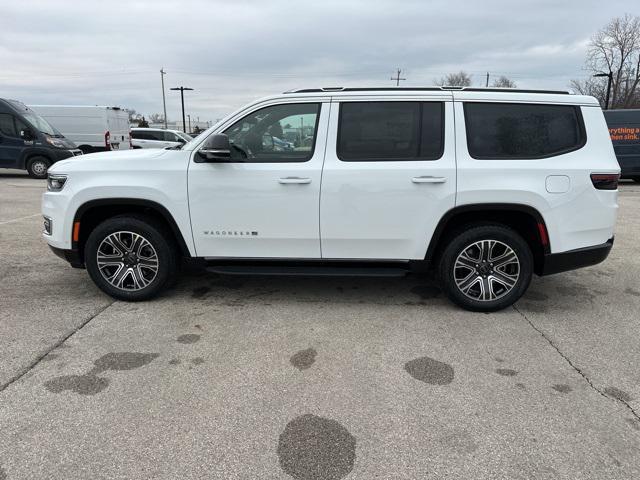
[404,356,454,385]
[496,368,518,377]
[177,334,201,344]
[290,348,317,371]
[603,386,633,402]
[552,384,572,394]
[278,414,356,480]
[44,352,159,396]
[44,374,110,396]
[91,352,159,374]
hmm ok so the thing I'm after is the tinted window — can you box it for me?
[337,102,443,161]
[223,103,320,163]
[464,103,585,159]
[131,131,146,139]
[147,131,165,141]
[132,131,160,140]
[0,114,17,137]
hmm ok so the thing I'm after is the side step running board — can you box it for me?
[205,265,409,277]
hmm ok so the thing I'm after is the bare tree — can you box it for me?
[491,76,517,88]
[435,71,472,87]
[569,77,607,100]
[572,14,640,108]
[149,113,165,124]
[127,109,141,122]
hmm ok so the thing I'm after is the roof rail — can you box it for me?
[284,86,571,95]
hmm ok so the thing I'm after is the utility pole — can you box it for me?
[169,86,194,133]
[187,114,191,133]
[160,68,168,129]
[486,72,490,87]
[391,68,406,86]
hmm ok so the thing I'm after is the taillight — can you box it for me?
[105,131,111,150]
[590,173,620,190]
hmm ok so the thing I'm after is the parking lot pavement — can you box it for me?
[0,172,639,479]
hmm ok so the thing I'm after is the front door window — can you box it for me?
[223,103,321,162]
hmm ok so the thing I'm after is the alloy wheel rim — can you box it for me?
[96,231,159,291]
[453,239,520,301]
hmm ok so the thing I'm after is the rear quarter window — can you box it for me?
[464,102,586,159]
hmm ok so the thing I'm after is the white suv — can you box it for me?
[130,128,192,149]
[42,87,620,311]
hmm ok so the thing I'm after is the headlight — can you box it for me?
[45,136,67,148]
[47,174,67,191]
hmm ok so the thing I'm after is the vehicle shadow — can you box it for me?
[175,270,446,308]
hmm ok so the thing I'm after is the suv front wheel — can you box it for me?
[85,216,178,301]
[438,224,533,312]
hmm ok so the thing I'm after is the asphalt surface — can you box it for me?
[1,169,639,479]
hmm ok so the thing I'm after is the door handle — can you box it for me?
[279,177,312,184]
[412,176,447,184]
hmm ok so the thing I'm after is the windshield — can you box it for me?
[22,112,61,137]
[176,132,192,142]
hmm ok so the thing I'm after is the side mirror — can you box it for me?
[21,129,34,141]
[197,134,232,162]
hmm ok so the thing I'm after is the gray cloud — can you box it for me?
[0,0,629,123]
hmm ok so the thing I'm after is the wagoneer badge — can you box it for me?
[204,230,259,237]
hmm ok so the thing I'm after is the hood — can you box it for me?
[49,148,170,174]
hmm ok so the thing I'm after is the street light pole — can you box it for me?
[187,114,191,133]
[593,71,613,110]
[160,68,168,129]
[169,86,194,133]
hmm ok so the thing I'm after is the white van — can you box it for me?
[28,105,131,154]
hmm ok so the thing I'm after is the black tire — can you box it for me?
[438,224,533,312]
[84,215,178,301]
[26,156,50,179]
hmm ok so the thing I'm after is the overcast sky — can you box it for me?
[0,0,634,125]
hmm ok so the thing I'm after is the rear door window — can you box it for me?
[337,102,444,161]
[464,103,585,159]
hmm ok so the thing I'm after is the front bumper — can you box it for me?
[51,148,83,162]
[539,237,614,276]
[48,245,84,269]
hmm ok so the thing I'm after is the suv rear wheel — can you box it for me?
[85,215,178,301]
[438,224,533,312]
[26,156,50,179]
